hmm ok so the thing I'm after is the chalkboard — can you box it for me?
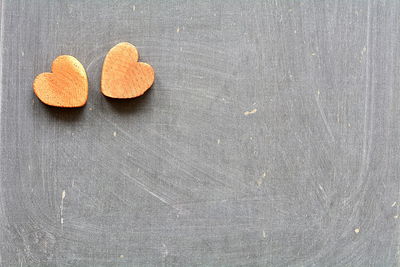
[1,1,399,266]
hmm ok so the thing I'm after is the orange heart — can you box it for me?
[101,42,155,98]
[33,55,88,107]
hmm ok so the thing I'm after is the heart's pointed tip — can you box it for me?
[41,101,86,108]
[34,92,88,108]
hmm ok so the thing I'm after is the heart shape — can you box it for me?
[33,55,88,107]
[101,42,155,98]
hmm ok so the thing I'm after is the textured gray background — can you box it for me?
[1,0,399,266]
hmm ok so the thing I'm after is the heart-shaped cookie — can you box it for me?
[101,42,154,98]
[33,55,88,107]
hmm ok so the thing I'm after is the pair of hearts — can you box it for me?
[33,42,155,107]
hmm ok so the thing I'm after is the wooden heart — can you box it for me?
[101,42,154,98]
[33,55,88,107]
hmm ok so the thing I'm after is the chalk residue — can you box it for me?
[60,190,66,225]
[361,46,367,55]
[162,243,169,258]
[244,108,257,116]
[354,228,360,234]
[256,172,266,186]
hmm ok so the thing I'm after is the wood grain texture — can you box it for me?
[1,0,400,266]
[101,42,154,98]
[33,55,88,107]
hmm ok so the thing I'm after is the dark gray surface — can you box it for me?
[1,0,399,266]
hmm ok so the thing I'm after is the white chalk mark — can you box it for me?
[132,5,135,12]
[392,201,397,207]
[176,27,180,33]
[217,139,220,144]
[358,0,374,187]
[262,230,266,238]
[318,184,328,201]
[121,170,178,211]
[354,228,360,234]
[113,131,117,137]
[244,108,257,116]
[256,173,266,186]
[314,93,335,142]
[162,243,168,258]
[361,46,367,55]
[0,0,4,118]
[86,54,104,73]
[60,190,66,226]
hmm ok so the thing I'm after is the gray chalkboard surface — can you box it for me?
[1,1,399,266]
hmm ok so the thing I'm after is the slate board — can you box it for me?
[1,0,399,266]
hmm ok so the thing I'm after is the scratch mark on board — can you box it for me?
[120,170,178,211]
[314,92,335,142]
